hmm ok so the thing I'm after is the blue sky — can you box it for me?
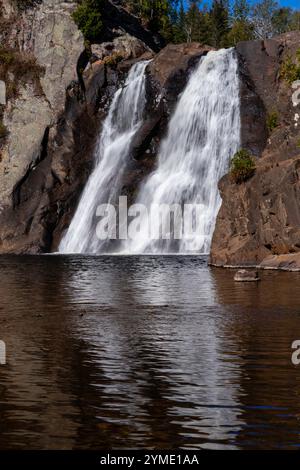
[183,1,299,8]
[261,0,298,7]
[281,0,298,7]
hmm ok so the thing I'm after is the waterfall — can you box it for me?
[123,48,240,254]
[59,60,149,254]
[60,49,240,255]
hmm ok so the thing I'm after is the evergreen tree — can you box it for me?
[291,11,300,31]
[227,0,254,45]
[232,0,250,22]
[127,0,176,40]
[272,7,293,35]
[210,0,230,47]
[172,0,187,43]
[227,19,254,45]
[184,1,202,42]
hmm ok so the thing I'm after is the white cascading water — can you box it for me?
[59,60,149,254]
[123,48,241,254]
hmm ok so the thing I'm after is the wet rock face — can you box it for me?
[211,32,300,269]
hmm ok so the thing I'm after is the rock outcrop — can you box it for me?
[0,0,85,251]
[211,32,300,270]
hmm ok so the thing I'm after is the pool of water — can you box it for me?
[0,255,300,450]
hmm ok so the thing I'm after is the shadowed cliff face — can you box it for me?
[211,31,300,270]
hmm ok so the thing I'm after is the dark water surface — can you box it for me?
[0,255,300,450]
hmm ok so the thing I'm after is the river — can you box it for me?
[0,255,299,450]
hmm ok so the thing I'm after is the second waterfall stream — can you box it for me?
[59,49,240,254]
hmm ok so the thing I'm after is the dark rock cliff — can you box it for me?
[210,31,300,270]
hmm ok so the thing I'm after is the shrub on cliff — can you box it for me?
[72,0,103,42]
[103,53,124,67]
[230,149,256,184]
[267,111,279,132]
[280,50,300,85]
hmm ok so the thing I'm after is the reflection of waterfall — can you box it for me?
[64,256,243,449]
[59,61,149,254]
[123,48,240,254]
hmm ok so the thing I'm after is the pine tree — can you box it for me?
[210,0,230,47]
[172,0,187,43]
[232,0,250,22]
[227,0,254,45]
[272,7,293,35]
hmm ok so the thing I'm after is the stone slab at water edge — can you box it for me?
[234,270,261,282]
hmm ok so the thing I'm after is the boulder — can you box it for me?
[234,270,260,282]
[91,34,151,62]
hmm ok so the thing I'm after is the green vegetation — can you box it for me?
[127,0,300,46]
[103,53,124,67]
[267,111,279,132]
[280,51,300,85]
[127,1,174,39]
[68,0,300,47]
[230,149,256,184]
[72,0,103,42]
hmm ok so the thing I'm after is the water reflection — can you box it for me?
[0,255,300,449]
